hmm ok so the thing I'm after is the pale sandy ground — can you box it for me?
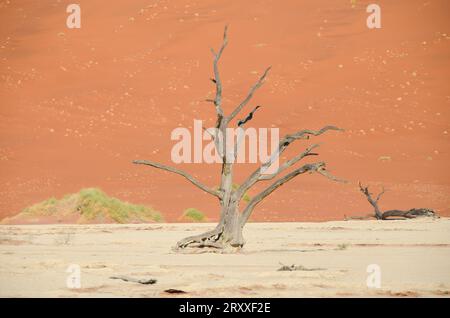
[0,219,449,297]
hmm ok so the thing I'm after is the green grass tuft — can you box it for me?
[182,208,206,222]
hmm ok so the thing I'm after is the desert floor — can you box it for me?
[0,218,449,297]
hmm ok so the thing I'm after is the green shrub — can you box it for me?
[182,208,206,222]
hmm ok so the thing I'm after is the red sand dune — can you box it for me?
[0,0,449,222]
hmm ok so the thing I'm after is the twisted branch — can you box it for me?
[239,162,340,225]
[235,126,343,199]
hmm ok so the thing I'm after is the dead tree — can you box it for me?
[133,26,344,251]
[357,182,436,220]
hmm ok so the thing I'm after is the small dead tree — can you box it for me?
[357,182,436,220]
[133,26,344,251]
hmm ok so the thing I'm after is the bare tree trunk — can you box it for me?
[175,198,244,250]
[358,182,384,220]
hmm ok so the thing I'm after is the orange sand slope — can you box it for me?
[0,0,449,222]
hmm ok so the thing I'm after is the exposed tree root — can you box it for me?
[174,224,245,253]
[175,227,224,250]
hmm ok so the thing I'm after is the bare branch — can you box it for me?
[358,182,383,219]
[258,144,321,181]
[210,25,228,119]
[375,186,385,202]
[202,127,215,140]
[237,105,261,127]
[316,166,347,183]
[203,127,225,159]
[232,106,263,161]
[278,126,343,151]
[208,26,230,163]
[228,67,271,122]
[261,126,343,171]
[235,126,342,200]
[239,162,326,225]
[133,160,222,199]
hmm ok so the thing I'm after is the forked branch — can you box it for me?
[240,162,342,225]
[358,182,383,219]
[210,25,228,119]
[261,126,343,173]
[228,67,271,122]
[258,144,320,181]
[236,126,343,198]
[238,105,261,127]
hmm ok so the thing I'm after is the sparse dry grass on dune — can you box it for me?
[0,218,449,297]
[1,188,163,225]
